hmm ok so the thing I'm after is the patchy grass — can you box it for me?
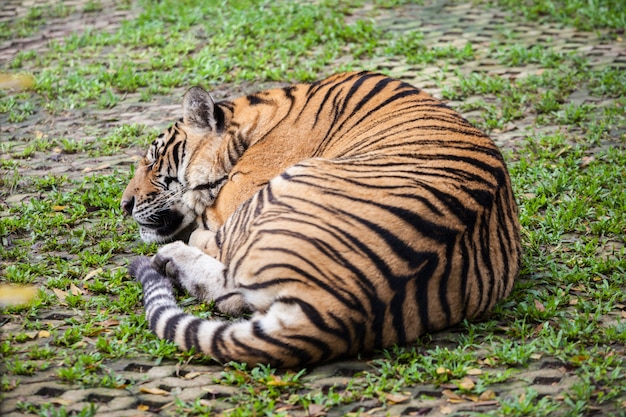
[489,0,626,32]
[1,0,625,416]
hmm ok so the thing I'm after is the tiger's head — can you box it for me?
[121,87,231,243]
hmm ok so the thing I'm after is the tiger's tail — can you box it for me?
[129,257,331,367]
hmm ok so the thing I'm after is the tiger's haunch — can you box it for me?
[125,71,521,367]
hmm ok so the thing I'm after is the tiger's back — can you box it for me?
[125,71,521,367]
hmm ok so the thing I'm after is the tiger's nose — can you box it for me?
[121,197,135,216]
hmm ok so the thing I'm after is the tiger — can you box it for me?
[123,71,521,368]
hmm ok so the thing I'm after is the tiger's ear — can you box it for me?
[183,86,217,132]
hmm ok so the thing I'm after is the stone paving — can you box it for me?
[1,0,625,416]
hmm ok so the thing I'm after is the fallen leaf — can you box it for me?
[52,205,68,212]
[579,155,595,168]
[436,366,450,375]
[439,405,453,415]
[0,285,38,307]
[183,371,207,379]
[84,268,103,281]
[530,353,543,360]
[24,331,39,340]
[266,375,298,387]
[157,401,175,411]
[534,299,546,312]
[466,368,482,376]
[275,405,298,413]
[482,357,498,367]
[82,163,111,173]
[53,288,68,305]
[569,298,579,306]
[96,319,120,328]
[479,390,496,401]
[308,404,326,416]
[456,377,475,391]
[0,73,35,91]
[140,387,170,396]
[442,389,465,403]
[70,283,83,296]
[38,330,51,338]
[137,404,150,411]
[384,393,410,404]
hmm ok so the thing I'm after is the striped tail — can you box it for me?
[129,257,325,367]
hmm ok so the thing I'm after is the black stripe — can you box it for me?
[252,320,313,365]
[193,175,228,191]
[184,318,203,352]
[210,322,231,363]
[148,304,171,333]
[163,313,187,342]
[247,94,271,105]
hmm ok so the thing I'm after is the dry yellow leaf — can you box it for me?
[140,387,170,396]
[436,366,450,375]
[137,404,150,411]
[96,319,120,328]
[0,73,35,91]
[384,393,410,404]
[84,268,103,281]
[482,357,498,366]
[52,205,68,212]
[466,368,482,376]
[184,371,208,379]
[440,405,453,414]
[38,330,51,338]
[82,163,111,173]
[457,377,475,391]
[442,389,465,403]
[72,341,87,349]
[70,283,83,296]
[479,390,496,401]
[24,331,39,340]
[0,285,37,307]
[52,288,68,305]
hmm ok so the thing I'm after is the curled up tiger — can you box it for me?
[123,71,521,368]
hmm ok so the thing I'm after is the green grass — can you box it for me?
[1,0,626,416]
[489,0,626,31]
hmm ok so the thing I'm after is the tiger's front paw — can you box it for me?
[150,241,226,303]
